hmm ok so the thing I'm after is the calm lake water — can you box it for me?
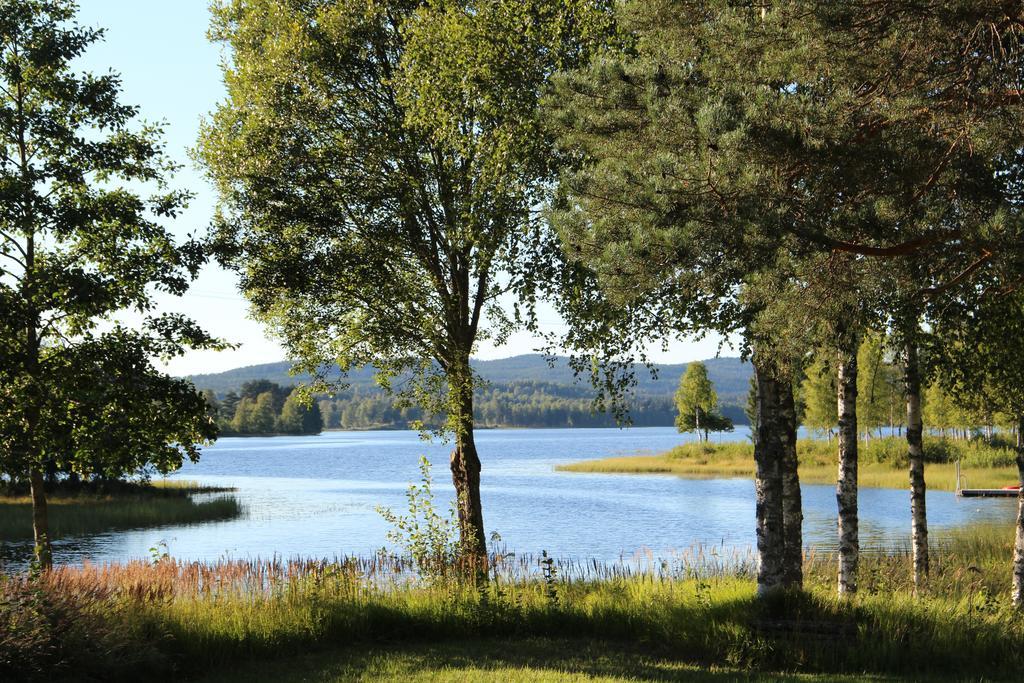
[3,426,1018,567]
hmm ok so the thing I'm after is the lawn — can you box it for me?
[194,638,886,682]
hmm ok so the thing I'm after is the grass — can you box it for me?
[0,480,242,541]
[558,437,1020,492]
[4,523,1022,681]
[195,638,877,682]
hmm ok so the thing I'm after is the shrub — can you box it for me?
[0,575,167,681]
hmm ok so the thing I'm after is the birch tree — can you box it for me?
[543,0,1024,598]
[674,362,732,442]
[199,0,610,567]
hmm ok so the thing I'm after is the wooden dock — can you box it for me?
[958,488,1019,498]
[955,460,1021,497]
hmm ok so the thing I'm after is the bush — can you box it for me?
[0,576,167,682]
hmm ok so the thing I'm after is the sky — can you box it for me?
[73,0,737,376]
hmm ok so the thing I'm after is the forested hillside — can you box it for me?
[189,355,752,429]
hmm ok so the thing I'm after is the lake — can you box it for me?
[3,426,1017,567]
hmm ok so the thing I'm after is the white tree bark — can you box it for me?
[836,340,859,596]
[780,381,803,589]
[905,339,928,593]
[753,357,786,596]
[1013,416,1024,608]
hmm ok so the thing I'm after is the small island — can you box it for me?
[559,438,1019,493]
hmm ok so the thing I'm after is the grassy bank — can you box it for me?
[558,438,1020,491]
[0,481,241,541]
[3,524,1023,681]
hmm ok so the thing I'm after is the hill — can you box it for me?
[187,354,751,402]
[188,355,753,429]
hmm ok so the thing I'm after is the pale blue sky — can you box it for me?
[75,0,735,375]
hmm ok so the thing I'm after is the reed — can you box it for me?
[0,481,242,541]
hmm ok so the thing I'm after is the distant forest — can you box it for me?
[193,355,752,432]
[203,380,323,436]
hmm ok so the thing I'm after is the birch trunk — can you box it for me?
[1012,416,1024,608]
[904,339,928,593]
[779,380,803,589]
[753,357,786,595]
[836,339,859,596]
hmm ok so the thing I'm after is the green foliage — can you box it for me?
[856,333,903,436]
[210,382,322,436]
[0,0,223,501]
[198,0,611,435]
[276,389,323,435]
[928,293,1024,433]
[541,0,1024,422]
[673,362,732,441]
[376,457,462,583]
[801,356,838,437]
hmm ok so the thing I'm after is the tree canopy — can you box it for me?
[0,0,222,566]
[674,362,732,441]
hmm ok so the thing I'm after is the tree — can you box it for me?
[0,0,222,567]
[857,333,900,439]
[278,387,324,435]
[240,379,289,414]
[543,0,1024,598]
[199,0,610,566]
[802,356,838,440]
[928,292,1024,607]
[674,362,732,442]
[202,389,221,422]
[220,391,241,425]
[924,382,958,438]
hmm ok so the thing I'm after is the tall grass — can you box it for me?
[0,481,242,541]
[558,438,1021,491]
[5,525,1024,681]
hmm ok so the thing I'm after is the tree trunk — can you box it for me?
[779,380,803,589]
[905,339,928,593]
[448,368,487,573]
[836,338,859,596]
[753,356,786,596]
[30,467,52,569]
[1013,416,1024,608]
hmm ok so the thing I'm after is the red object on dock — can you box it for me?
[1001,485,1021,491]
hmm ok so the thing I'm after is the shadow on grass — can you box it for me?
[193,637,879,683]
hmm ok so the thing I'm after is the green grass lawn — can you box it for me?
[194,638,887,682]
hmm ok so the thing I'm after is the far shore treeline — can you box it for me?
[193,355,750,432]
